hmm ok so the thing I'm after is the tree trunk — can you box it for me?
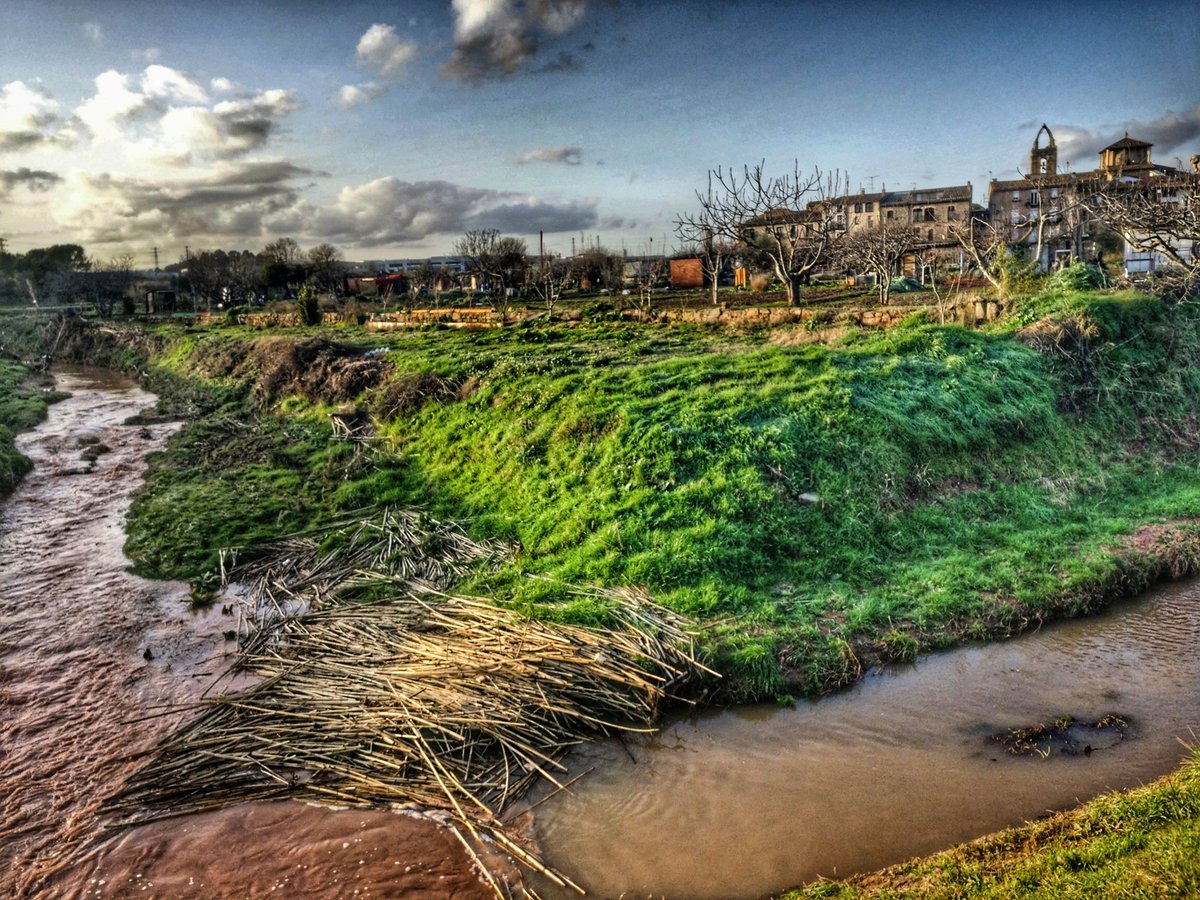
[787,274,802,306]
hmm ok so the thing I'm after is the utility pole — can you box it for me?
[0,237,7,254]
[152,246,160,273]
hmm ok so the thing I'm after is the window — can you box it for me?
[924,208,936,222]
[927,229,934,241]
[854,202,863,213]
[1050,187,1059,199]
[1011,210,1021,225]
[865,202,874,212]
[913,209,922,223]
[1029,190,1039,208]
[947,206,957,221]
[1012,190,1020,202]
[886,210,894,220]
[1038,157,1048,174]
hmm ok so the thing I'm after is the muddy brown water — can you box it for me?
[525,580,1200,899]
[0,367,493,899]
[6,367,1200,900]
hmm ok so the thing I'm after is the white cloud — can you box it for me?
[513,145,582,165]
[337,83,384,109]
[84,21,104,44]
[132,47,161,63]
[355,23,418,75]
[0,80,66,151]
[73,67,295,164]
[211,77,238,94]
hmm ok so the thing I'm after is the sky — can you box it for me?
[0,0,1197,267]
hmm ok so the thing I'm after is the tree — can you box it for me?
[946,213,1031,298]
[674,216,735,307]
[679,162,841,306]
[411,261,437,304]
[1086,177,1200,299]
[453,229,528,316]
[837,221,922,304]
[307,242,344,294]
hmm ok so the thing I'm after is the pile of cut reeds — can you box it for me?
[111,509,715,896]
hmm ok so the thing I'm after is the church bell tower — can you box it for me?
[1030,123,1057,177]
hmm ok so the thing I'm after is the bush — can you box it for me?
[297,281,319,326]
[1048,262,1108,292]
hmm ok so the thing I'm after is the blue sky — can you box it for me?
[0,0,1196,266]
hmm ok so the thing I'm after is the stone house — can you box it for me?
[987,124,1190,271]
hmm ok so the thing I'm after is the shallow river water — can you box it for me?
[5,367,1200,899]
[0,368,493,899]
[526,580,1200,898]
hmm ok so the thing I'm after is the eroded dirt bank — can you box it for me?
[0,367,494,899]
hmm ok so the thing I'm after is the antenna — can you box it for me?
[866,175,879,192]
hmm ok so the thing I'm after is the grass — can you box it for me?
[0,310,68,495]
[8,287,1200,699]
[5,285,1200,895]
[782,748,1200,899]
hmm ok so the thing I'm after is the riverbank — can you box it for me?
[781,748,1200,899]
[4,274,1200,893]
[11,283,1200,699]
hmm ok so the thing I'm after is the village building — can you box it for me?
[988,124,1193,272]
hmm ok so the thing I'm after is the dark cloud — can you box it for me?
[1051,105,1200,167]
[58,161,317,245]
[513,146,583,165]
[443,0,589,82]
[0,167,62,196]
[301,176,598,245]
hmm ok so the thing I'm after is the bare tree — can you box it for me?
[679,162,840,306]
[454,229,528,317]
[947,213,1024,297]
[1086,177,1199,298]
[837,221,922,304]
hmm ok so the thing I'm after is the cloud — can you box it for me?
[295,176,598,245]
[0,80,67,152]
[50,159,595,250]
[513,145,583,165]
[444,0,589,81]
[133,47,161,63]
[1050,105,1200,167]
[211,77,238,93]
[53,160,317,245]
[0,167,63,197]
[355,23,418,75]
[337,82,385,109]
[84,21,104,44]
[73,67,296,164]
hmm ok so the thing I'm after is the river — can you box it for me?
[4,366,1199,899]
[524,579,1200,898]
[0,367,494,899]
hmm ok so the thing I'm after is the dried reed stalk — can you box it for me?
[111,509,716,897]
